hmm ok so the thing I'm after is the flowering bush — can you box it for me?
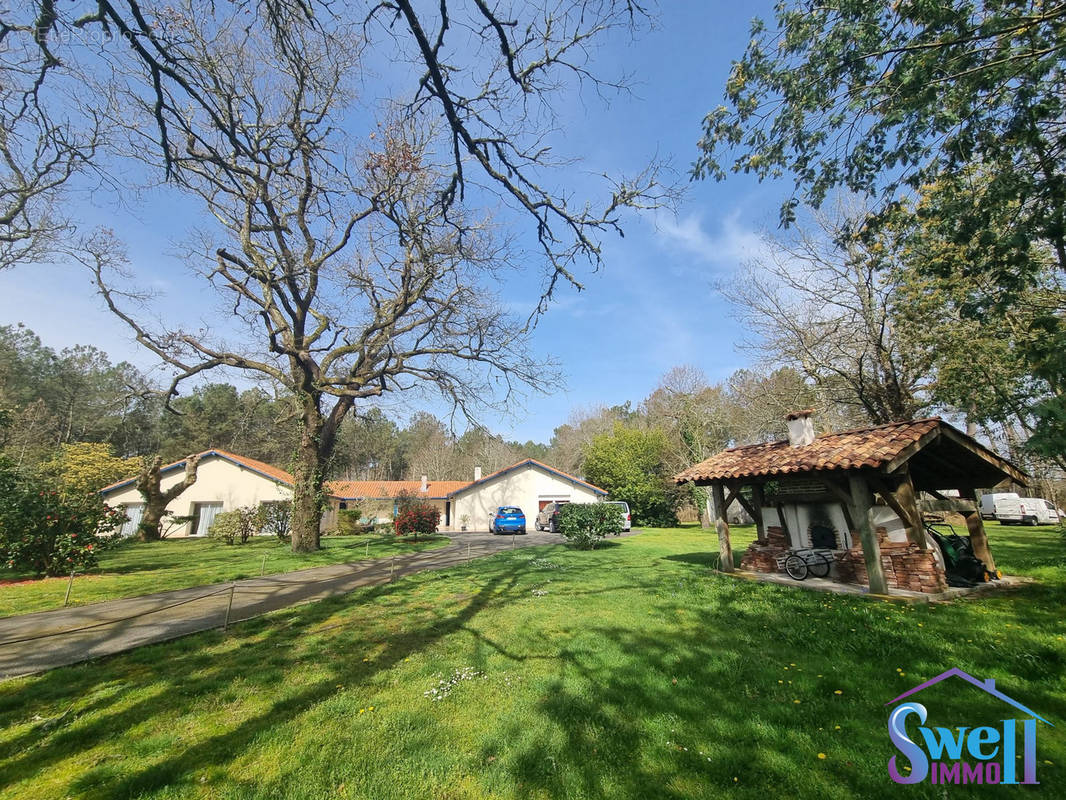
[0,460,124,577]
[394,504,440,537]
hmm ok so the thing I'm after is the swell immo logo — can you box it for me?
[886,668,1052,786]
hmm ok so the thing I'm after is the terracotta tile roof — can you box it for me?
[325,480,471,500]
[211,450,294,484]
[99,449,294,493]
[674,418,944,484]
[446,459,607,497]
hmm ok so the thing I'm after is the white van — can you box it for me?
[997,496,1060,526]
[1019,498,1060,526]
[980,492,1019,520]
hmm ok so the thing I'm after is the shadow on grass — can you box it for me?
[0,557,526,798]
[660,552,722,567]
[490,577,1066,799]
[0,531,1063,800]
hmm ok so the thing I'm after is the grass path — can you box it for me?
[0,535,450,618]
[0,525,1062,799]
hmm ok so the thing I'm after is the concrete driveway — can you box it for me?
[0,529,580,679]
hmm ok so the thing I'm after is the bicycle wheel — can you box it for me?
[784,554,808,581]
[808,552,831,579]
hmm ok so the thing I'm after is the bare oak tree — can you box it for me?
[718,202,934,425]
[58,2,670,551]
[0,8,101,269]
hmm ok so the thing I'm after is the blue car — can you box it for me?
[491,506,526,534]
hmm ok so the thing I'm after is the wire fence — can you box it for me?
[0,534,509,650]
[3,533,453,611]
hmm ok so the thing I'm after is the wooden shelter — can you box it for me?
[674,412,1027,595]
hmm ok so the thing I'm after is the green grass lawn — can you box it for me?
[0,535,450,618]
[0,524,1062,799]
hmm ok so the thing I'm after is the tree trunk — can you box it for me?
[136,454,201,541]
[138,501,166,542]
[288,383,354,553]
[290,434,326,553]
[711,483,734,572]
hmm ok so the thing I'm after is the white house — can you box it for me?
[321,478,471,530]
[99,450,293,537]
[447,459,607,530]
[100,452,606,535]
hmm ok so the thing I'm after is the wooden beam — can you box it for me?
[733,491,757,522]
[711,483,734,572]
[751,484,767,542]
[775,502,792,546]
[725,480,760,524]
[895,469,929,550]
[870,476,912,527]
[759,491,841,505]
[848,475,889,595]
[965,505,997,575]
[821,476,857,534]
[882,428,942,475]
[939,426,1029,486]
[870,473,928,551]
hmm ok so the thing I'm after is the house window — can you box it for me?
[339,501,348,510]
[191,502,224,536]
[118,504,144,538]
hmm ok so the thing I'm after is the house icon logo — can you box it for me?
[885,668,1052,785]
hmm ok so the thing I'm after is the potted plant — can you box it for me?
[460,514,470,532]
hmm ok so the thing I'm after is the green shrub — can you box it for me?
[394,504,440,537]
[557,503,622,550]
[208,507,257,545]
[0,460,124,577]
[256,501,292,542]
[336,508,365,535]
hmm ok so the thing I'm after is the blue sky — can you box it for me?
[0,2,787,444]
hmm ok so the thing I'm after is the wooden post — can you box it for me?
[965,508,997,575]
[63,567,76,607]
[848,475,889,595]
[223,583,236,630]
[959,490,998,575]
[894,470,928,550]
[711,483,734,572]
[751,484,767,543]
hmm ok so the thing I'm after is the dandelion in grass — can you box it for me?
[834,690,843,695]
[817,753,826,760]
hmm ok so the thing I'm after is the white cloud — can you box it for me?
[652,209,769,271]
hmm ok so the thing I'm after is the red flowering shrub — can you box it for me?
[393,504,441,537]
[0,460,124,577]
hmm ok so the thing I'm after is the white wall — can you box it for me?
[449,465,602,530]
[101,456,292,536]
[763,502,906,548]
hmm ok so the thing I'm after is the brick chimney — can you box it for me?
[474,465,482,481]
[785,409,816,447]
[420,474,428,493]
